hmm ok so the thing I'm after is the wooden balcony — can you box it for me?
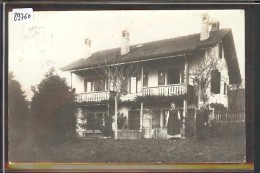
[75,91,110,103]
[142,84,187,96]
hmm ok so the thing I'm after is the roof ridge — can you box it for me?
[61,28,232,71]
[92,28,230,55]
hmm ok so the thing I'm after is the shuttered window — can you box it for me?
[211,70,221,94]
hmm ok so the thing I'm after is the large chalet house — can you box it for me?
[61,14,241,139]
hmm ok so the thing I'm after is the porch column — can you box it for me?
[70,72,72,90]
[140,102,144,133]
[160,110,163,129]
[140,63,144,138]
[141,63,144,94]
[182,56,189,138]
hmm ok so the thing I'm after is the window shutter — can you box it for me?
[130,77,137,94]
[219,42,223,59]
[84,79,92,92]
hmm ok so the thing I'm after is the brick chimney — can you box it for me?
[84,38,92,58]
[200,14,210,41]
[211,19,220,31]
[121,30,130,55]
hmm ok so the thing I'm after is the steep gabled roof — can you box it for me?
[61,28,241,84]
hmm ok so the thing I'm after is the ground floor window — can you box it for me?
[84,112,106,131]
[128,110,140,130]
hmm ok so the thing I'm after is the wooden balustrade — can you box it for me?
[142,84,186,96]
[75,91,109,103]
[75,84,193,103]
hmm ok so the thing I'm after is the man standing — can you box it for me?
[196,104,210,140]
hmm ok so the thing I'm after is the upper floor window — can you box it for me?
[85,78,106,92]
[219,42,223,59]
[158,70,166,85]
[211,70,221,94]
[143,71,148,87]
[93,78,106,91]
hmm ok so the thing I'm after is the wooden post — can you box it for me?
[160,110,163,129]
[140,63,144,138]
[70,72,73,90]
[115,95,118,139]
[141,63,144,94]
[182,56,189,138]
[140,102,144,138]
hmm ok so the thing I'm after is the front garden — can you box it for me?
[10,134,245,163]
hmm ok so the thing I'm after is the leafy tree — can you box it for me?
[94,61,141,139]
[30,68,76,145]
[8,72,29,155]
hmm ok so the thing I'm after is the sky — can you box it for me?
[8,10,245,99]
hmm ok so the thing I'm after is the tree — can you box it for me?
[30,68,76,145]
[94,61,141,139]
[8,72,29,155]
[189,49,224,108]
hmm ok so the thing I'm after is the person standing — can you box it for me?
[196,104,210,140]
[167,103,181,139]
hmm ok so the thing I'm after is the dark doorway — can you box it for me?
[167,68,180,84]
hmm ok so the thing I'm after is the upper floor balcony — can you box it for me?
[75,84,194,103]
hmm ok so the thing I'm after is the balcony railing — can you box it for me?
[142,84,186,96]
[75,84,193,103]
[75,91,110,103]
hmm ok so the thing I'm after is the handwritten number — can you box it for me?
[14,13,17,21]
[14,12,31,21]
[17,13,20,21]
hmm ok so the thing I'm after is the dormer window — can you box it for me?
[203,16,207,22]
[122,31,128,38]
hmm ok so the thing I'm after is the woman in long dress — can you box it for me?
[167,103,181,138]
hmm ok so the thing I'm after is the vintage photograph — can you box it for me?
[8,10,245,163]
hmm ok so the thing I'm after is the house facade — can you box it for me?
[61,14,241,139]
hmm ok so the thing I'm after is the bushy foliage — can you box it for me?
[30,68,76,145]
[210,103,228,113]
[8,72,29,149]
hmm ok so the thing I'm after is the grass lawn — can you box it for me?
[11,135,245,163]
